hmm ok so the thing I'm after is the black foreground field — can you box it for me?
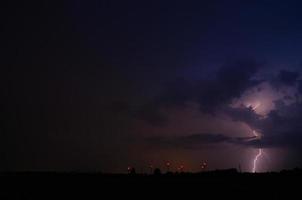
[0,169,301,199]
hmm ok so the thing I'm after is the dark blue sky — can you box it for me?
[2,0,302,172]
[71,1,302,66]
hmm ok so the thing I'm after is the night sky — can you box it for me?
[2,0,302,173]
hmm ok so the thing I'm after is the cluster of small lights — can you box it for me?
[201,162,207,170]
[177,165,184,172]
[128,161,208,173]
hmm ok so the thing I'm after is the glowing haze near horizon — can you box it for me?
[2,1,302,173]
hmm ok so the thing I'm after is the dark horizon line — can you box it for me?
[1,167,302,175]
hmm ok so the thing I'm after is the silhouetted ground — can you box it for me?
[0,168,301,199]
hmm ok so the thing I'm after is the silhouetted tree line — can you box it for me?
[125,167,302,176]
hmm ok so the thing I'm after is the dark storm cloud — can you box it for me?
[202,67,302,151]
[224,106,263,130]
[131,60,263,125]
[142,74,302,150]
[145,133,256,149]
[277,70,299,86]
[297,80,302,94]
[226,99,302,150]
[270,70,300,89]
[144,100,302,149]
[146,133,232,149]
[257,100,302,149]
[177,60,262,112]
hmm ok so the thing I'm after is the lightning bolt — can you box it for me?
[252,148,262,173]
[252,130,263,173]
